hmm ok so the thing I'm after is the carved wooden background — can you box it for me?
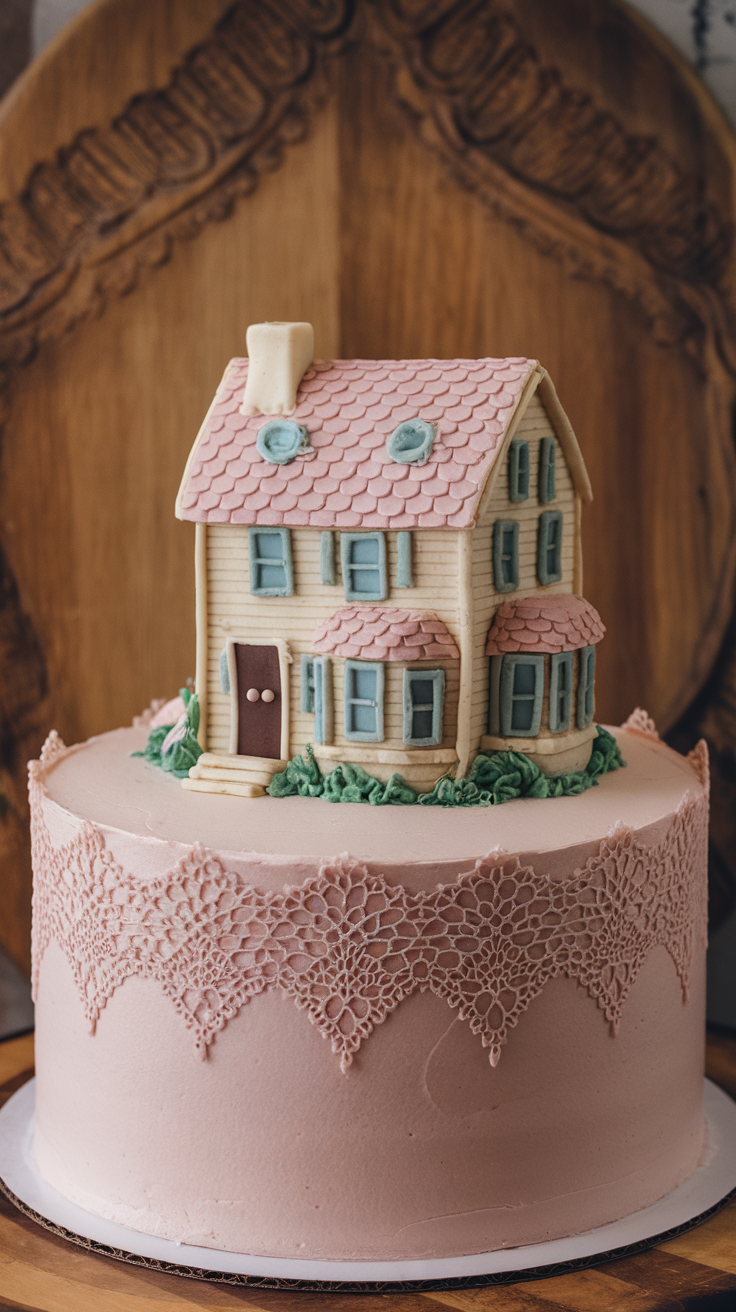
[0,0,735,970]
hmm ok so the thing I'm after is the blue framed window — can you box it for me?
[320,531,336,585]
[301,654,316,713]
[488,654,503,734]
[403,669,444,746]
[493,520,519,593]
[537,511,563,585]
[549,651,573,733]
[396,531,414,587]
[577,645,596,729]
[539,437,556,503]
[508,440,529,502]
[499,654,544,737]
[248,527,294,596]
[340,533,387,601]
[219,649,230,695]
[344,661,384,741]
[301,655,333,743]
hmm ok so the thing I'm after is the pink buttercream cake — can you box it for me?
[29,719,708,1260]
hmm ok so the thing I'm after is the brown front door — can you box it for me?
[235,643,282,760]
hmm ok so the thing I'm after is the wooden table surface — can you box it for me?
[1,1033,736,1311]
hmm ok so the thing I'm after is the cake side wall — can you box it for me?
[30,727,708,1259]
[469,394,577,756]
[32,940,706,1260]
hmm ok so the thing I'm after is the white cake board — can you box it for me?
[1,1078,735,1291]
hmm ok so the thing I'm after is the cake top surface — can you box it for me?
[485,594,605,655]
[176,356,541,530]
[38,726,704,889]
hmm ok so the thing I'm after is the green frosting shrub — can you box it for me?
[133,687,203,779]
[267,726,625,807]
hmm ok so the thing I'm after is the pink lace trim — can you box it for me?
[30,736,708,1072]
[622,707,659,739]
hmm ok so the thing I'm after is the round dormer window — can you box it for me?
[256,420,308,464]
[386,418,435,465]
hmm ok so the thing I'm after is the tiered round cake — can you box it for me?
[30,716,708,1260]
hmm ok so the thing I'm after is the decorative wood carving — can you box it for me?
[0,0,734,378]
[371,0,736,371]
[0,0,354,377]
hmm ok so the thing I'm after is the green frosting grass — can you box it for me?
[267,726,625,807]
[133,687,203,779]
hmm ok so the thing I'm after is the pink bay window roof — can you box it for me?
[314,607,460,662]
[485,594,605,656]
[176,356,549,531]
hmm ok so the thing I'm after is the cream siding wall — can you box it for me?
[469,392,578,755]
[204,524,461,756]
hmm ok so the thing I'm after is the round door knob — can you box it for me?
[261,689,275,703]
[246,687,260,702]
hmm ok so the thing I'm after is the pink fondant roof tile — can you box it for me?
[486,594,605,655]
[314,606,460,661]
[179,355,538,528]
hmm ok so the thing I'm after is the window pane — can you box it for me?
[518,443,529,496]
[586,650,595,719]
[411,679,434,706]
[403,668,443,746]
[255,533,284,560]
[547,444,556,500]
[513,663,536,696]
[493,519,519,593]
[351,567,381,594]
[511,698,534,732]
[353,668,377,700]
[351,538,379,564]
[412,709,434,739]
[258,563,286,589]
[351,702,377,733]
[249,526,293,596]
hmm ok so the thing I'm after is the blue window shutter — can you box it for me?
[499,654,545,737]
[344,661,385,741]
[488,654,503,734]
[301,655,315,713]
[508,440,529,502]
[549,652,573,733]
[314,657,333,744]
[248,527,294,596]
[493,520,519,592]
[577,646,596,728]
[396,532,414,587]
[402,669,444,746]
[320,531,336,586]
[219,649,230,695]
[340,533,387,602]
[539,437,556,503]
[537,511,563,585]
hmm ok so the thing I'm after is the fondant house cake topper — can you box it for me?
[176,321,602,797]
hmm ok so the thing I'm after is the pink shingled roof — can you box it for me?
[178,356,536,530]
[314,607,460,662]
[485,594,605,655]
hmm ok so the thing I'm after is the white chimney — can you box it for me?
[240,322,314,416]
